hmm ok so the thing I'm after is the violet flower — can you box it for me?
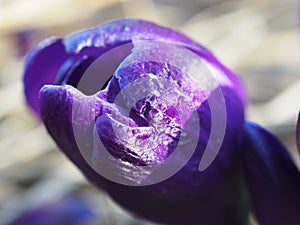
[23,19,300,225]
[242,121,300,225]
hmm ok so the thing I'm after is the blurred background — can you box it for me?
[0,0,299,224]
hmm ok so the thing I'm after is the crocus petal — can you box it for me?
[63,19,247,103]
[24,19,246,118]
[39,84,109,188]
[297,112,300,153]
[40,83,248,225]
[34,19,249,225]
[241,120,300,225]
[93,101,249,225]
[23,38,68,117]
[90,44,249,224]
[23,38,102,118]
[39,45,248,225]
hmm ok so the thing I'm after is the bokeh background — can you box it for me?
[0,0,299,224]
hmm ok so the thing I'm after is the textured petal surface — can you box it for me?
[23,38,68,116]
[24,19,246,118]
[64,19,247,102]
[35,19,250,225]
[39,48,248,224]
[39,84,107,187]
[241,121,300,225]
[40,83,248,225]
[63,19,247,104]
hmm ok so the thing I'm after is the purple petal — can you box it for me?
[92,99,249,225]
[40,83,248,225]
[24,19,246,118]
[39,52,248,224]
[242,121,300,225]
[23,38,101,118]
[62,19,247,104]
[39,84,109,188]
[35,19,250,225]
[23,38,68,117]
[91,52,248,224]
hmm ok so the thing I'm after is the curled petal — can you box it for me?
[24,38,68,117]
[39,84,108,187]
[241,121,300,225]
[65,20,247,102]
[62,19,247,104]
[40,81,248,225]
[35,19,250,225]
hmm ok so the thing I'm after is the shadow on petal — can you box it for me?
[34,19,251,225]
[241,120,300,225]
[24,38,70,117]
[24,19,247,119]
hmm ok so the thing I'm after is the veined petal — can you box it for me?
[90,43,248,223]
[63,19,247,105]
[40,82,248,225]
[39,84,109,188]
[24,19,246,118]
[242,121,300,225]
[23,38,101,118]
[34,19,250,225]
[23,38,69,117]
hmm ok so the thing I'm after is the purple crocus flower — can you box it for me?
[8,195,96,225]
[23,19,300,225]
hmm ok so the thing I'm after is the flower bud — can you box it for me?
[24,19,250,225]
